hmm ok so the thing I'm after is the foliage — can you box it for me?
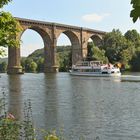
[130,0,140,22]
[120,44,135,69]
[0,0,22,57]
[28,48,44,59]
[0,0,11,8]
[102,29,128,63]
[0,118,20,140]
[0,47,7,58]
[29,61,38,72]
[92,46,108,63]
[57,46,72,72]
[44,131,60,140]
[36,57,44,72]
[124,29,140,47]
[87,42,108,63]
[87,42,94,60]
[130,47,140,71]
[0,11,22,48]
[21,58,38,73]
[28,49,44,72]
[0,61,7,72]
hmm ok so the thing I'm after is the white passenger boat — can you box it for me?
[69,61,121,77]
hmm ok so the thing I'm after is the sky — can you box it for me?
[2,0,140,57]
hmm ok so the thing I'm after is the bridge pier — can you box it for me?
[7,66,23,74]
[7,46,23,74]
[44,65,59,73]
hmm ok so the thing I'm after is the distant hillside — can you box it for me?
[28,48,44,59]
[21,45,72,72]
[27,45,71,59]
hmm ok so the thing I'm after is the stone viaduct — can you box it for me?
[7,17,106,74]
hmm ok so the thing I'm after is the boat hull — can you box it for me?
[70,72,121,77]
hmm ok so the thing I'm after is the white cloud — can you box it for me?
[82,13,110,23]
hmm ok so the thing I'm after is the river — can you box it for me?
[0,73,140,140]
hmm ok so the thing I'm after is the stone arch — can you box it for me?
[8,26,57,74]
[56,30,81,65]
[89,34,103,47]
[82,34,103,59]
[19,26,52,46]
[21,26,54,72]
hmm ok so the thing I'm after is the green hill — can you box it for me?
[21,45,72,72]
[28,48,44,59]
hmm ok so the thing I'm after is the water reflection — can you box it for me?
[0,73,140,140]
[8,75,22,120]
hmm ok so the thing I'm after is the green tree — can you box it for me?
[0,0,11,8]
[87,42,94,60]
[0,12,21,47]
[103,29,128,63]
[92,46,108,63]
[29,61,37,72]
[0,61,7,72]
[24,58,33,72]
[120,41,135,69]
[130,0,140,22]
[57,45,72,72]
[20,57,26,72]
[36,57,44,72]
[0,0,22,57]
[124,29,140,47]
[87,42,108,62]
[0,47,7,58]
[130,47,140,71]
[58,51,71,72]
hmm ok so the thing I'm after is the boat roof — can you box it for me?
[75,60,103,66]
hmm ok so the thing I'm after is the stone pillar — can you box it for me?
[72,44,82,65]
[82,41,88,59]
[71,29,83,65]
[44,24,59,73]
[7,46,23,74]
[81,30,88,60]
[44,43,59,73]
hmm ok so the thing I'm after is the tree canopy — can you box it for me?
[130,0,140,22]
[102,29,128,63]
[124,29,140,47]
[0,0,22,58]
[0,12,22,47]
[0,0,11,8]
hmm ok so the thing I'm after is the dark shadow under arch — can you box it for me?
[90,34,103,47]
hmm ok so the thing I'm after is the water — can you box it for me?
[0,73,140,140]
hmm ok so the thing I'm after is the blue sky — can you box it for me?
[3,0,140,56]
